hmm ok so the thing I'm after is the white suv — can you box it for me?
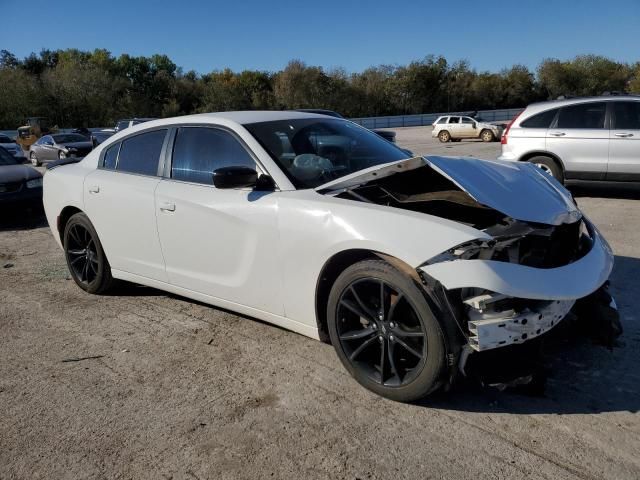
[499,96,640,183]
[432,115,502,143]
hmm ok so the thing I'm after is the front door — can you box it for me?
[608,101,640,181]
[154,126,284,316]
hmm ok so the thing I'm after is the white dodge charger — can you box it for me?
[43,111,615,401]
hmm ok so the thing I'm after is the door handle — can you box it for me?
[615,132,634,138]
[549,132,566,137]
[88,185,100,194]
[159,202,176,212]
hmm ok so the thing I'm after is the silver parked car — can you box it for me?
[432,115,502,143]
[498,95,640,183]
[29,133,93,166]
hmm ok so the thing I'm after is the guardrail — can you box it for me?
[350,108,524,129]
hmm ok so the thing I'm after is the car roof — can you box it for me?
[523,95,640,116]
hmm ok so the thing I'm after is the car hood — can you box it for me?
[0,164,42,183]
[317,156,580,226]
[59,141,93,150]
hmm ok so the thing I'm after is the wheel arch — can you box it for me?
[519,151,566,176]
[314,249,432,343]
[57,205,84,245]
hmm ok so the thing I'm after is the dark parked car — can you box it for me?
[91,130,116,148]
[0,146,42,208]
[29,133,93,166]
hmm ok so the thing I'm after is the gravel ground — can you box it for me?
[1,127,639,480]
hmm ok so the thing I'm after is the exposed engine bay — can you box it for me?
[324,158,621,390]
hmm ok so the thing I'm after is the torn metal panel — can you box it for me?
[466,296,575,351]
[419,222,613,300]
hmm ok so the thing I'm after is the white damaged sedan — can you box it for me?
[43,111,616,401]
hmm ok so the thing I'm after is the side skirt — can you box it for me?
[111,269,321,340]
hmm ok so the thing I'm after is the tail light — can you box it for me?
[501,112,522,145]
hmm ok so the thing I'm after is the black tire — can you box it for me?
[480,129,494,142]
[30,151,40,167]
[528,156,563,183]
[438,130,451,143]
[327,259,446,402]
[63,212,114,294]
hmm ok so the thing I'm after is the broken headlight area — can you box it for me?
[427,216,594,269]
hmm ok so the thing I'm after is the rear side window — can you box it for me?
[448,117,460,124]
[103,143,120,169]
[612,102,640,130]
[520,109,558,128]
[117,130,166,176]
[171,127,255,185]
[556,102,606,129]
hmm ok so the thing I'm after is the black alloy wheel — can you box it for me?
[327,259,446,402]
[63,212,113,294]
[336,278,426,387]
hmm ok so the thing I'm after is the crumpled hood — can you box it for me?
[0,164,42,183]
[318,156,581,226]
[425,156,580,225]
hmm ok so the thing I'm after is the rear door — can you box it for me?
[447,116,461,137]
[154,125,284,315]
[546,101,609,180]
[83,129,169,281]
[608,100,640,181]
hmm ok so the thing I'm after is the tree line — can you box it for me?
[1,48,639,129]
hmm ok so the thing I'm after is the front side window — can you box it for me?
[245,118,409,189]
[116,130,166,176]
[520,108,558,128]
[103,142,120,169]
[448,117,460,124]
[171,127,255,185]
[461,117,474,124]
[556,102,606,129]
[611,102,640,130]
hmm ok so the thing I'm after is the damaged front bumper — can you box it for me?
[420,220,615,352]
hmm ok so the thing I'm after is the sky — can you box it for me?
[1,0,639,74]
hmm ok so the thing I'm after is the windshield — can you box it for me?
[244,118,409,188]
[52,134,87,143]
[0,147,19,165]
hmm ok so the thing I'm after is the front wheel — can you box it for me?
[480,129,495,142]
[63,212,114,294]
[327,259,446,402]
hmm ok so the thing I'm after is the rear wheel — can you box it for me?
[63,212,114,294]
[327,259,446,402]
[480,129,494,142]
[528,156,563,183]
[438,130,451,143]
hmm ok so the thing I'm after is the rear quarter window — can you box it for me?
[520,109,558,128]
[116,130,167,176]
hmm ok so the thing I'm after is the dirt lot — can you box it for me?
[1,127,640,480]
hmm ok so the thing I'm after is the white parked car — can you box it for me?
[432,115,502,143]
[499,95,640,183]
[43,111,616,401]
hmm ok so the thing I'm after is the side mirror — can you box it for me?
[213,166,258,189]
[213,166,276,191]
[472,122,477,129]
